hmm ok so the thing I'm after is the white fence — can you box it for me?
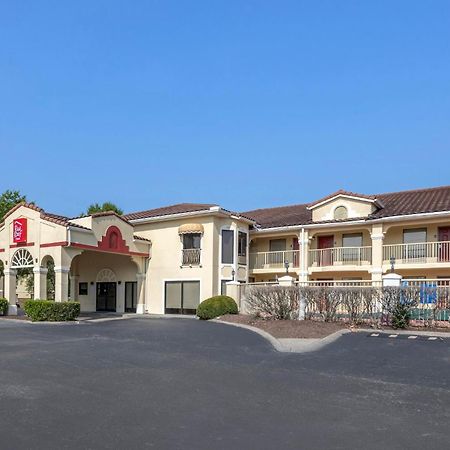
[234,279,450,327]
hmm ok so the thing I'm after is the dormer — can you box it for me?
[307,190,382,222]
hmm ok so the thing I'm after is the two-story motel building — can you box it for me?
[1,185,450,315]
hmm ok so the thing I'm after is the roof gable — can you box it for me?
[307,190,379,210]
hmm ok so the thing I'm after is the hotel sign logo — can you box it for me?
[13,218,27,243]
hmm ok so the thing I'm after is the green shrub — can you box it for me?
[391,302,411,329]
[0,298,8,316]
[197,295,238,320]
[24,300,80,322]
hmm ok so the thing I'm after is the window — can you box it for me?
[125,282,137,312]
[334,206,348,220]
[78,282,88,296]
[269,239,286,252]
[182,233,201,265]
[165,281,200,315]
[238,231,247,257]
[221,230,234,264]
[183,233,201,249]
[342,233,363,263]
[403,228,427,259]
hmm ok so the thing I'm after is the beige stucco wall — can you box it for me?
[309,228,372,250]
[132,214,249,314]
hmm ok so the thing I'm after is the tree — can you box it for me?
[86,202,123,216]
[0,190,27,223]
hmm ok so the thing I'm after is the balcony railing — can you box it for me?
[309,246,372,267]
[249,250,300,270]
[182,248,201,266]
[383,241,450,264]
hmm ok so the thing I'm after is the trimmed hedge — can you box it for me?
[24,300,81,322]
[0,298,8,316]
[197,295,238,320]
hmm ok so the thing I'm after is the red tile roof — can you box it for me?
[123,203,217,221]
[1,203,90,230]
[373,185,450,218]
[242,185,450,229]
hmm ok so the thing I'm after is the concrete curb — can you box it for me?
[211,319,286,352]
[213,320,449,354]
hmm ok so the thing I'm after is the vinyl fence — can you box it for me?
[236,280,450,327]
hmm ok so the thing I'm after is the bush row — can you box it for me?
[0,298,8,316]
[24,300,81,322]
[196,295,238,320]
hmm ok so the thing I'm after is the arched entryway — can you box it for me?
[11,248,34,306]
[69,251,145,313]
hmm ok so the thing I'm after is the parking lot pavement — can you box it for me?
[0,318,449,450]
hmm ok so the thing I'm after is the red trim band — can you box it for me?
[10,242,35,248]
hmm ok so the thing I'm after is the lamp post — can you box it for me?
[390,256,396,273]
[284,260,289,275]
[231,269,236,281]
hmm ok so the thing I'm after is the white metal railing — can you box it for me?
[296,280,380,287]
[181,248,201,266]
[383,241,450,264]
[309,246,372,267]
[249,250,301,270]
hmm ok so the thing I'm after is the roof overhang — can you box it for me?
[128,207,255,225]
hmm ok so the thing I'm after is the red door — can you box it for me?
[438,227,450,262]
[318,235,334,266]
[293,237,299,267]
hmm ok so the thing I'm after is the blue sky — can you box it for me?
[1,1,449,217]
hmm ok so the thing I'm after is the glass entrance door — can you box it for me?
[96,282,117,312]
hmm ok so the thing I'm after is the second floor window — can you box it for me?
[238,231,247,257]
[183,233,201,249]
[222,230,234,264]
[403,228,427,259]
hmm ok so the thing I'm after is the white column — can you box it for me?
[278,275,295,287]
[382,273,402,287]
[370,224,385,284]
[136,273,146,314]
[33,266,48,300]
[298,228,309,283]
[54,266,70,302]
[4,268,17,315]
[70,275,79,301]
[226,280,242,311]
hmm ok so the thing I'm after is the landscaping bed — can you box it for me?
[218,314,450,339]
[218,314,349,338]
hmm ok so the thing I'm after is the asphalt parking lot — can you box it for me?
[0,317,449,450]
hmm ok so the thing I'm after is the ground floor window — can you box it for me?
[125,281,137,313]
[165,281,200,315]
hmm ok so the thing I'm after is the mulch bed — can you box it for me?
[218,314,450,339]
[218,314,350,339]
